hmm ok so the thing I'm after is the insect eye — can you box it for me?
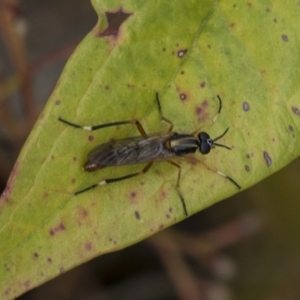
[198,132,211,155]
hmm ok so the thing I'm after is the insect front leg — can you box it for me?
[58,118,147,137]
[74,162,153,195]
[156,93,174,132]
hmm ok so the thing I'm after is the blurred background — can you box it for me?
[1,0,300,299]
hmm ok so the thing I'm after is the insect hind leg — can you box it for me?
[74,162,153,195]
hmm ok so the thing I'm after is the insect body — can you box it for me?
[59,93,240,216]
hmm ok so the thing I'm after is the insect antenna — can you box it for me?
[212,127,231,150]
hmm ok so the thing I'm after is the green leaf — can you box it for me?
[1,0,300,298]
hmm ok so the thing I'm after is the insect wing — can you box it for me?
[87,132,175,167]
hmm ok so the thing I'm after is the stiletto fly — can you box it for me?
[59,93,240,216]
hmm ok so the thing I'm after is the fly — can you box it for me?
[58,93,241,216]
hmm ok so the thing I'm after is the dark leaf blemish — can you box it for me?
[245,165,250,172]
[60,267,65,273]
[292,106,300,115]
[24,281,30,288]
[180,93,187,101]
[243,101,250,111]
[263,151,272,166]
[195,100,208,122]
[200,81,206,88]
[85,242,92,251]
[282,34,288,42]
[55,100,61,105]
[135,211,140,219]
[177,49,187,58]
[88,135,94,141]
[288,125,294,132]
[33,252,39,259]
[99,9,132,37]
[47,257,52,263]
[49,223,66,236]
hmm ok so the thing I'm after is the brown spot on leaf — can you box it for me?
[247,2,252,7]
[263,151,272,166]
[245,165,251,172]
[85,242,92,251]
[195,100,208,122]
[49,223,66,236]
[60,267,65,273]
[127,83,135,88]
[47,257,52,263]
[292,106,300,115]
[33,253,39,259]
[98,9,132,37]
[55,100,61,105]
[243,101,250,111]
[288,125,294,132]
[78,206,89,218]
[88,135,94,141]
[5,288,11,295]
[24,281,30,288]
[200,81,206,88]
[177,49,187,58]
[105,85,110,90]
[161,191,167,198]
[282,34,288,42]
[180,93,187,101]
[185,156,198,166]
[135,211,140,219]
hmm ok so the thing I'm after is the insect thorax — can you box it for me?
[169,133,199,156]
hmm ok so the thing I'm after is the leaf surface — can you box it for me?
[1,0,300,298]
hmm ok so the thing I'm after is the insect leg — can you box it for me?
[167,160,188,216]
[58,118,147,137]
[190,157,241,190]
[156,93,174,132]
[217,171,241,189]
[75,162,153,195]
